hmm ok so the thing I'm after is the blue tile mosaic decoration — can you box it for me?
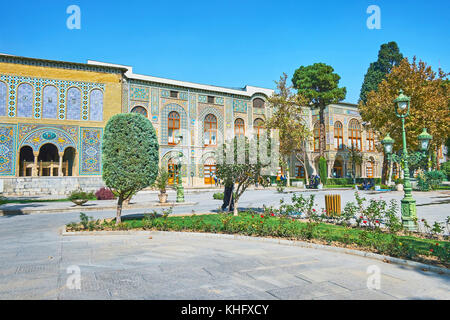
[189,93,197,119]
[233,99,248,113]
[0,74,104,120]
[130,86,149,101]
[151,88,159,115]
[0,124,16,176]
[0,81,6,117]
[19,125,77,153]
[17,83,33,118]
[80,127,102,175]
[42,85,58,119]
[89,89,103,121]
[66,87,81,120]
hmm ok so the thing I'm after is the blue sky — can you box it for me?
[0,0,448,103]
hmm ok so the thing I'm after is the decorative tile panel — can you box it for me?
[18,124,78,153]
[0,74,104,121]
[215,97,224,105]
[225,97,232,129]
[42,85,58,119]
[233,99,248,113]
[189,93,197,119]
[17,83,33,118]
[0,124,16,176]
[161,90,169,98]
[151,88,159,115]
[80,127,102,175]
[89,89,103,121]
[130,86,149,101]
[0,81,6,117]
[198,95,207,103]
[66,87,81,120]
[179,92,188,100]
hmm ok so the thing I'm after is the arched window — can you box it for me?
[42,85,58,119]
[253,98,265,113]
[0,81,7,117]
[367,129,375,152]
[348,119,362,151]
[313,122,321,152]
[334,121,343,150]
[17,83,33,118]
[131,106,148,117]
[66,87,81,120]
[204,114,217,146]
[168,111,180,145]
[234,118,245,138]
[253,118,265,138]
[89,89,103,121]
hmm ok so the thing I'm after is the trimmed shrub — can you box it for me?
[95,187,116,200]
[103,113,159,224]
[213,192,224,200]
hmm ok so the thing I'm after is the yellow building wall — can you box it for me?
[0,61,124,177]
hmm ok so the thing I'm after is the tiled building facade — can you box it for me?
[0,54,382,195]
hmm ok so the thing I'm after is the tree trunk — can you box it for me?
[319,106,326,157]
[285,156,291,187]
[116,195,123,225]
[381,153,388,184]
[233,198,238,216]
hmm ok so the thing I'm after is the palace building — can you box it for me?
[0,54,383,195]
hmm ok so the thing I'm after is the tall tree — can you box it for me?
[360,41,403,103]
[359,57,450,171]
[266,73,310,185]
[103,113,159,224]
[292,63,346,158]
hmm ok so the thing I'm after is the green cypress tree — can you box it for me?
[103,113,159,224]
[359,41,403,103]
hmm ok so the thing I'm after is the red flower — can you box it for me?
[360,216,363,219]
[313,209,316,212]
[421,219,425,222]
[260,215,264,218]
[260,221,263,224]
[251,215,254,218]
[375,220,379,223]
[363,221,367,224]
[271,213,275,217]
[436,243,439,246]
[430,249,434,252]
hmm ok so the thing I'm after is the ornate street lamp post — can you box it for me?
[381,90,432,231]
[175,135,185,203]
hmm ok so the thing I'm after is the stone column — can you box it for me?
[58,152,64,177]
[33,152,39,177]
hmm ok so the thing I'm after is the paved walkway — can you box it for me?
[0,230,449,300]
[0,189,449,299]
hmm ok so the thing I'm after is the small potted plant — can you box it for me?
[68,189,94,206]
[154,167,169,203]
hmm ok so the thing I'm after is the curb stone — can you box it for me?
[60,227,449,275]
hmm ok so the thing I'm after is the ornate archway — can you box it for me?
[17,127,77,177]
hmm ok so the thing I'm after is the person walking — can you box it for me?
[221,180,234,212]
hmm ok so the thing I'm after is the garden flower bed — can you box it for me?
[67,210,449,269]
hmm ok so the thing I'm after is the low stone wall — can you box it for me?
[0,177,105,196]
